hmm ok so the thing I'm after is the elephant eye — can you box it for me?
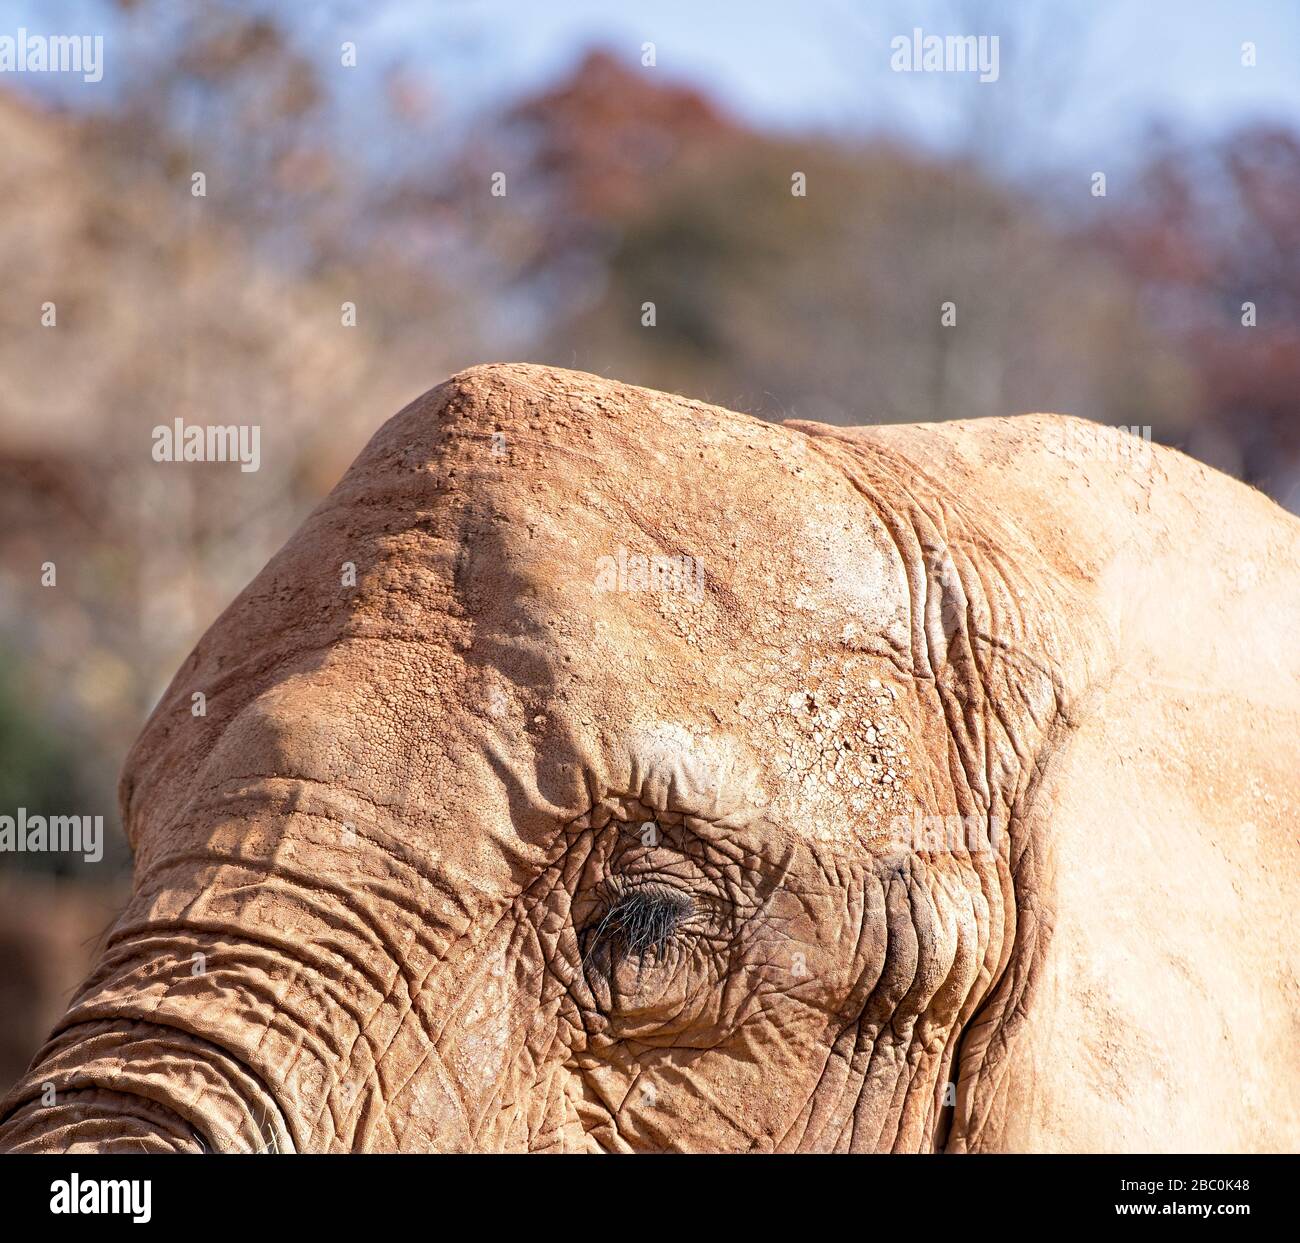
[583,883,693,963]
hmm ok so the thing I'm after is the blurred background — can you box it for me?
[1,0,1298,1090]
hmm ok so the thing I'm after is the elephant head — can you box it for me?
[3,364,1296,1152]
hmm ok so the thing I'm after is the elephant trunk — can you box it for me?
[0,763,502,1154]
[0,1014,291,1153]
[0,799,406,1153]
[0,904,315,1153]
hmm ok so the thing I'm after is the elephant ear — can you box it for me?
[790,412,1300,1152]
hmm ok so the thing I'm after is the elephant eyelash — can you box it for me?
[583,882,694,962]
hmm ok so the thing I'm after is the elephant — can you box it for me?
[2,363,1297,1153]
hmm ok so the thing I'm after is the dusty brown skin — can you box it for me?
[2,364,1298,1153]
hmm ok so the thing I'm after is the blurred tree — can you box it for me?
[0,656,88,840]
[1089,125,1300,506]
[445,52,1193,431]
[0,1,481,870]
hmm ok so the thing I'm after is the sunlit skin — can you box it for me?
[2,365,1297,1153]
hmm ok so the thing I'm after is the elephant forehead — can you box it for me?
[126,366,925,857]
[427,456,909,663]
[240,364,916,668]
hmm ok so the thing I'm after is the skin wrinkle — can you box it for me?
[378,784,612,1110]
[82,931,374,1070]
[777,1024,845,1151]
[135,755,465,885]
[200,959,332,1144]
[190,934,429,1149]
[5,1019,288,1153]
[120,850,441,1080]
[89,820,437,1152]
[420,924,553,1142]
[952,834,1051,1148]
[57,950,330,1140]
[6,1086,204,1152]
[420,801,745,1143]
[271,966,381,1150]
[118,860,416,1001]
[828,483,1074,1150]
[944,612,1109,1151]
[805,880,890,1149]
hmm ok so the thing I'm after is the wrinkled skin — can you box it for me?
[3,364,1298,1153]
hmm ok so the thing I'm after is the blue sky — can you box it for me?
[365,0,1300,157]
[7,0,1300,168]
